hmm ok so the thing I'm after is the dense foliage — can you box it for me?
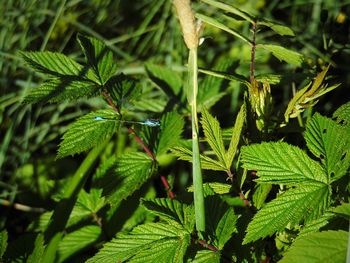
[1,0,349,262]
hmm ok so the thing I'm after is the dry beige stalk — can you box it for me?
[173,0,198,49]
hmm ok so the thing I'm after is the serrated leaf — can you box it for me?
[57,110,119,158]
[21,51,84,77]
[215,207,237,249]
[188,183,231,195]
[141,198,194,231]
[332,202,350,218]
[104,152,155,205]
[23,78,99,103]
[106,74,142,110]
[258,19,295,36]
[298,212,334,238]
[201,108,227,168]
[78,35,117,85]
[226,103,246,167]
[155,111,184,156]
[280,230,348,263]
[259,44,303,66]
[86,223,190,263]
[58,225,101,262]
[76,189,106,214]
[305,113,350,181]
[200,0,255,23]
[255,73,282,84]
[333,100,350,126]
[145,63,182,96]
[241,142,328,184]
[243,181,330,244]
[252,184,272,209]
[27,234,45,263]
[0,230,8,258]
[205,196,237,249]
[196,13,251,44]
[190,250,221,263]
[171,146,226,171]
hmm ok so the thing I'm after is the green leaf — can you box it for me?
[200,0,255,23]
[141,198,194,231]
[172,146,226,171]
[280,230,348,263]
[196,13,251,44]
[333,100,350,126]
[77,35,117,85]
[104,152,155,205]
[205,196,237,249]
[298,212,334,238]
[255,73,282,84]
[241,142,328,184]
[145,63,182,96]
[226,103,246,167]
[190,250,220,263]
[305,113,350,181]
[21,51,84,77]
[332,202,350,218]
[252,184,272,209]
[243,181,330,244]
[76,188,106,213]
[86,223,190,263]
[58,225,101,262]
[0,230,8,258]
[258,19,295,36]
[23,78,99,103]
[27,234,45,263]
[57,110,119,158]
[106,74,142,110]
[188,183,232,195]
[259,44,303,66]
[201,108,227,168]
[155,111,184,156]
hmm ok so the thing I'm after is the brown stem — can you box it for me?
[197,239,219,252]
[250,22,257,84]
[160,175,175,199]
[239,191,251,207]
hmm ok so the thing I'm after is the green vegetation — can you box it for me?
[1,0,349,262]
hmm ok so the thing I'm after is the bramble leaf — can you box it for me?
[86,223,190,263]
[78,35,117,85]
[171,146,226,171]
[226,103,246,167]
[241,142,328,184]
[58,225,101,262]
[280,230,348,263]
[297,212,334,238]
[243,181,330,244]
[201,108,227,168]
[103,152,155,205]
[141,198,194,231]
[155,111,184,156]
[145,63,182,96]
[333,100,350,126]
[259,44,303,66]
[0,230,8,258]
[189,250,220,263]
[21,51,84,77]
[105,74,141,109]
[258,19,295,36]
[57,110,119,158]
[23,78,99,103]
[305,113,350,181]
[27,234,45,263]
[332,202,350,218]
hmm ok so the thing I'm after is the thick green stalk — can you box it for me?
[188,48,205,235]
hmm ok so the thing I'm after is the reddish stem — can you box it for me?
[160,175,175,199]
[198,239,219,252]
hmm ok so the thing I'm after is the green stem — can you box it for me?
[188,48,206,236]
[43,141,107,262]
